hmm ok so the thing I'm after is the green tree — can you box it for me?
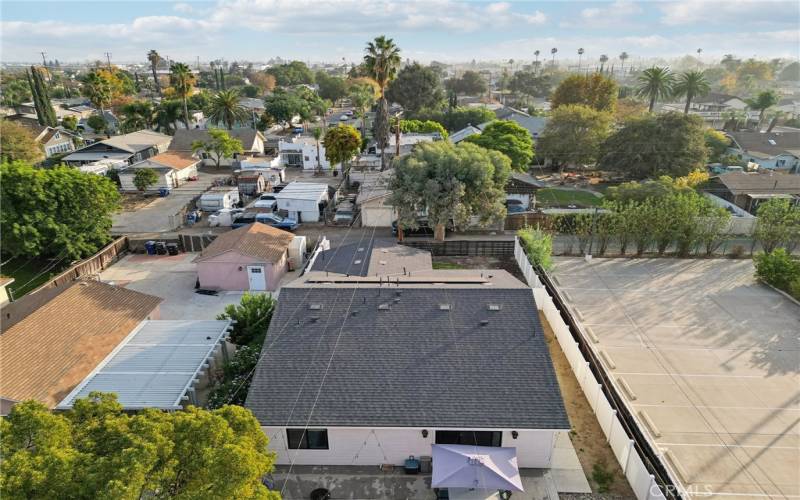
[0,395,279,499]
[0,120,44,164]
[348,81,378,135]
[208,89,248,130]
[387,141,511,241]
[315,71,348,102]
[746,90,779,126]
[364,35,401,171]
[1,77,32,107]
[264,88,311,126]
[672,70,711,114]
[265,60,315,86]
[154,99,184,135]
[754,248,800,295]
[385,62,444,114]
[81,71,112,114]
[27,66,57,127]
[217,292,276,346]
[312,127,324,173]
[550,73,618,113]
[61,115,78,131]
[191,129,244,169]
[119,100,156,132]
[86,114,108,135]
[754,198,800,253]
[778,61,800,82]
[537,104,612,172]
[413,106,495,132]
[636,66,675,112]
[517,227,553,270]
[324,124,362,176]
[508,70,552,99]
[704,129,730,162]
[599,112,707,179]
[399,119,448,139]
[170,62,196,129]
[465,119,534,171]
[445,70,488,95]
[147,49,162,96]
[133,168,159,192]
[1,161,121,260]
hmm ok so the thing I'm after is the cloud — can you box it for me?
[659,0,799,26]
[581,0,641,20]
[173,2,193,13]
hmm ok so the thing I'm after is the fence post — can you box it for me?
[645,475,656,500]
[606,409,617,442]
[624,440,635,475]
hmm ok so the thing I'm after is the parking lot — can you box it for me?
[550,257,799,499]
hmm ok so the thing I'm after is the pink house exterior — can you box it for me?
[195,224,294,292]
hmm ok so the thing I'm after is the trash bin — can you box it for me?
[419,455,432,474]
[166,243,179,256]
[155,241,168,255]
[144,241,156,255]
[159,187,171,197]
[404,456,420,474]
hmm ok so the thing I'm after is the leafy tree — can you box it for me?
[364,35,401,171]
[746,90,779,126]
[537,104,612,172]
[754,198,800,253]
[736,58,774,82]
[517,227,553,270]
[264,88,310,125]
[387,141,511,241]
[672,70,711,114]
[445,70,487,95]
[61,115,78,131]
[312,127,324,173]
[465,119,534,171]
[550,73,618,113]
[86,114,108,134]
[324,124,362,176]
[778,61,800,82]
[635,67,675,112]
[385,62,444,113]
[413,106,495,132]
[315,71,348,102]
[0,395,279,499]
[1,161,120,260]
[248,72,277,93]
[208,89,248,130]
[266,61,315,86]
[240,84,260,98]
[599,112,707,179]
[399,119,448,138]
[614,97,647,122]
[133,168,159,191]
[191,129,244,169]
[754,248,800,296]
[147,49,162,95]
[154,99,184,135]
[119,100,156,132]
[207,344,262,408]
[1,77,32,107]
[508,71,552,99]
[217,292,276,346]
[0,120,44,164]
[704,129,730,162]
[170,62,196,129]
[348,80,378,135]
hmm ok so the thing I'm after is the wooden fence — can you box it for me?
[400,239,515,257]
[28,236,130,296]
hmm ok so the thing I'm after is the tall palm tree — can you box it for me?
[746,90,780,128]
[147,50,162,96]
[672,70,711,114]
[312,127,324,174]
[169,62,196,129]
[550,47,558,67]
[81,71,111,114]
[619,52,629,74]
[120,100,156,132]
[363,35,401,171]
[207,89,247,130]
[577,48,584,70]
[636,66,675,112]
[533,50,540,72]
[154,99,184,135]
[599,55,609,73]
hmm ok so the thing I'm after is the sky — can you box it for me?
[1,0,798,65]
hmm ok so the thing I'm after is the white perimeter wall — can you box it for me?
[262,426,558,468]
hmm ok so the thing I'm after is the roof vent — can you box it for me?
[395,290,402,296]
[351,310,359,317]
[310,316,320,323]
[309,303,323,310]
[393,297,401,303]
[439,304,451,311]
[378,303,390,310]
[768,139,777,145]
[379,260,387,265]
[488,304,501,311]
[480,319,490,326]
[354,259,362,265]
[357,247,365,252]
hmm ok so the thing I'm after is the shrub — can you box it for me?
[217,292,276,346]
[517,227,553,270]
[754,248,800,293]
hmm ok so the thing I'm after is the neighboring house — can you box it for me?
[78,110,120,134]
[274,181,330,223]
[239,97,266,115]
[726,131,800,172]
[36,127,78,158]
[56,320,233,410]
[118,152,200,192]
[62,130,172,166]
[168,128,265,167]
[704,172,800,214]
[661,93,758,125]
[776,98,800,118]
[237,172,269,196]
[246,243,569,469]
[0,277,14,306]
[367,132,441,157]
[352,170,394,227]
[0,280,162,414]
[449,124,482,144]
[486,107,548,141]
[66,104,96,119]
[278,136,330,170]
[195,223,295,291]
[506,171,546,208]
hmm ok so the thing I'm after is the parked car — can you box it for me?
[339,115,349,121]
[253,194,277,210]
[208,208,244,227]
[231,212,260,229]
[292,126,304,134]
[256,212,299,231]
[505,199,527,214]
[391,218,454,237]
[345,110,354,117]
[333,202,355,225]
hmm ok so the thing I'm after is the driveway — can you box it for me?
[112,170,230,235]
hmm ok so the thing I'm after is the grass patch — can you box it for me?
[432,261,467,270]
[537,188,603,208]
[2,256,67,299]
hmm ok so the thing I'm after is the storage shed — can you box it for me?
[274,182,329,223]
[195,223,295,291]
[118,152,200,192]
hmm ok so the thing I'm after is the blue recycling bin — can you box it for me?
[144,241,156,255]
[159,187,171,197]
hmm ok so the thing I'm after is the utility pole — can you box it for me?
[39,51,52,83]
[40,51,47,67]
[104,52,112,68]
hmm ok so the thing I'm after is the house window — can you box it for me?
[287,429,329,450]
[435,430,502,447]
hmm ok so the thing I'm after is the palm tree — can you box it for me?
[746,90,780,128]
[120,100,156,132]
[147,50,161,96]
[599,55,609,73]
[363,35,401,171]
[312,127,324,174]
[672,70,711,114]
[550,47,558,67]
[154,99,184,135]
[207,89,247,130]
[533,50,540,72]
[619,52,629,74]
[577,48,584,70]
[81,71,111,114]
[169,62,196,129]
[636,66,675,112]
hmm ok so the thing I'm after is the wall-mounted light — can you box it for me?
[421,429,429,438]
[238,266,243,271]
[511,431,518,439]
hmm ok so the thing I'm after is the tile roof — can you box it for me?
[147,151,200,170]
[713,172,800,194]
[0,281,162,408]
[728,131,800,158]
[168,128,263,152]
[196,223,294,264]
[245,285,569,429]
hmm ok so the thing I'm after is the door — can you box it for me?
[247,265,267,291]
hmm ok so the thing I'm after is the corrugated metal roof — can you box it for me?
[57,320,231,410]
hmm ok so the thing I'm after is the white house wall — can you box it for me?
[262,426,558,468]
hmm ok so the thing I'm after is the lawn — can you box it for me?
[536,188,604,208]
[2,256,66,299]
[432,261,467,270]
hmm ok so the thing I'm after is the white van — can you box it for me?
[199,188,240,212]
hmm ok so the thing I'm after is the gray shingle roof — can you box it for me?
[167,128,262,152]
[310,238,375,276]
[245,286,570,430]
